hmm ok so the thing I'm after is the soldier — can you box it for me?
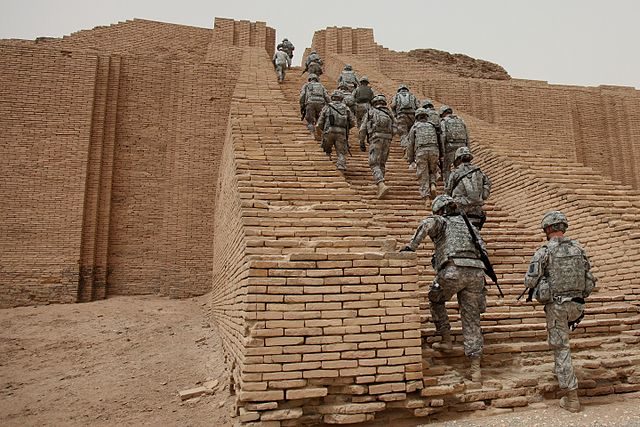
[391,84,420,159]
[359,94,396,199]
[439,105,469,184]
[445,147,491,230]
[277,38,295,66]
[299,73,330,133]
[524,211,597,413]
[353,76,374,129]
[401,195,487,382]
[316,90,355,172]
[337,64,359,90]
[272,46,290,83]
[407,108,440,200]
[337,82,356,116]
[421,99,442,135]
[304,50,323,76]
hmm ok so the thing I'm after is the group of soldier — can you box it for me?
[288,40,596,413]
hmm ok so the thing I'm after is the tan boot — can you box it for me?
[559,390,581,413]
[432,333,453,352]
[469,357,481,382]
[377,181,390,199]
[430,183,437,199]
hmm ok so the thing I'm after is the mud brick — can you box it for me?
[262,371,303,381]
[282,345,322,354]
[493,397,528,408]
[243,382,268,391]
[286,387,328,399]
[323,414,371,424]
[303,352,340,362]
[265,337,304,346]
[318,402,385,414]
[261,408,303,421]
[283,361,321,371]
[246,402,279,411]
[269,379,307,389]
[239,409,260,422]
[178,386,209,401]
[238,390,284,402]
[414,407,439,416]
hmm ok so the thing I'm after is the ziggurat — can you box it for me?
[1,17,640,426]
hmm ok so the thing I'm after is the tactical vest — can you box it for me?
[354,86,374,103]
[306,82,326,103]
[444,115,468,144]
[413,122,438,149]
[431,215,481,271]
[340,71,358,85]
[426,109,440,130]
[395,92,415,112]
[340,91,355,108]
[451,165,484,205]
[369,108,393,136]
[546,239,587,297]
[327,103,349,129]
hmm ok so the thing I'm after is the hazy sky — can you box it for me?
[2,0,639,89]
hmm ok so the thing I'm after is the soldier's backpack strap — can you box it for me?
[449,165,480,192]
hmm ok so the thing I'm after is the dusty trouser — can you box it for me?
[545,300,583,390]
[369,135,391,184]
[308,62,323,76]
[429,264,486,357]
[355,102,369,129]
[443,142,466,184]
[275,63,286,82]
[415,147,440,198]
[323,130,348,171]
[396,113,415,151]
[304,101,324,131]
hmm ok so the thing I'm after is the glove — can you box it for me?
[359,141,366,152]
[400,245,414,253]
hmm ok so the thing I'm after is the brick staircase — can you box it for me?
[268,51,640,421]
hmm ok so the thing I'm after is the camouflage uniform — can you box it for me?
[524,212,596,398]
[316,91,355,171]
[337,83,356,116]
[407,108,440,199]
[359,95,396,198]
[445,147,491,229]
[300,74,330,132]
[405,195,486,359]
[439,105,469,184]
[278,39,295,62]
[353,76,374,129]
[391,85,420,157]
[421,99,442,134]
[337,64,359,90]
[272,48,290,83]
[305,51,323,76]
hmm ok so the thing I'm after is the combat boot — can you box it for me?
[469,357,481,382]
[559,390,581,413]
[432,333,453,352]
[430,183,437,199]
[377,181,390,199]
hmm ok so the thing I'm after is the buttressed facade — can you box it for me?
[1,17,640,425]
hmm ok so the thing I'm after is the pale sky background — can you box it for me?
[2,0,639,89]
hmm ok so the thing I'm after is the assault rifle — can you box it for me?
[300,105,306,121]
[461,212,504,298]
[301,64,309,75]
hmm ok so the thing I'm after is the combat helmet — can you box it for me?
[371,94,387,106]
[421,99,434,109]
[541,211,568,231]
[414,108,429,119]
[331,90,344,101]
[454,146,473,162]
[439,105,453,117]
[308,73,319,82]
[359,75,369,83]
[397,84,409,92]
[432,195,455,214]
[344,64,353,70]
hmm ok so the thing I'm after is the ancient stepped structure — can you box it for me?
[1,17,640,426]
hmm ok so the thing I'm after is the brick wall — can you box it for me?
[34,18,213,63]
[0,44,97,307]
[0,19,245,306]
